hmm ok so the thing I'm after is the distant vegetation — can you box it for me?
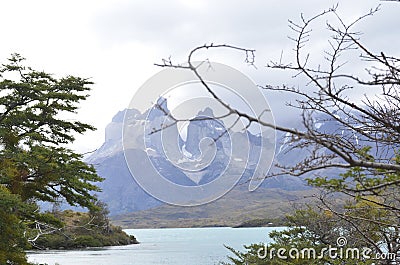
[233,218,283,228]
[34,210,138,250]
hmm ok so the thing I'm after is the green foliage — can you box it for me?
[34,210,138,250]
[89,197,111,233]
[73,235,103,248]
[306,148,400,198]
[224,207,376,265]
[0,186,30,265]
[0,54,103,209]
[0,54,104,264]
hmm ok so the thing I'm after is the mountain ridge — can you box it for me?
[86,98,310,221]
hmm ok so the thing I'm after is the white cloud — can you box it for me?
[0,0,397,152]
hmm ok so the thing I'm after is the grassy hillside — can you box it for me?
[111,187,318,228]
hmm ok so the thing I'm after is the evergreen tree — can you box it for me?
[0,54,103,264]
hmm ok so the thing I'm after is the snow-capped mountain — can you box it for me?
[86,98,309,215]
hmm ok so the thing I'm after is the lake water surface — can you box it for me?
[27,227,280,265]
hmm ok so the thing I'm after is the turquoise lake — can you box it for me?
[27,227,280,265]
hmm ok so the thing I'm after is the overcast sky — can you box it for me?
[1,0,399,153]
